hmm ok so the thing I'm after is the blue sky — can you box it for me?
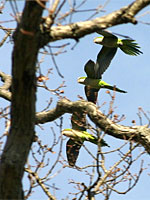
[0,1,150,200]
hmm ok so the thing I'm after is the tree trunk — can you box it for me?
[0,2,45,199]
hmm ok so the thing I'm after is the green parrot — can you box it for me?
[66,113,86,166]
[94,30,142,56]
[93,30,143,79]
[63,128,109,166]
[78,77,127,93]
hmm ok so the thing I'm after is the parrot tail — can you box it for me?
[120,40,143,56]
[103,85,127,93]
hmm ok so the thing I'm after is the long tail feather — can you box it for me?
[102,85,127,93]
[120,40,143,56]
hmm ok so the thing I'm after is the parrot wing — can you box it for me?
[71,113,86,131]
[96,29,132,39]
[96,29,118,38]
[66,139,83,166]
[94,46,117,79]
[84,85,99,104]
[84,59,95,78]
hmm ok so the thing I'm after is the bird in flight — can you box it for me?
[93,29,143,79]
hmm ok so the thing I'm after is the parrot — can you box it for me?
[94,30,142,56]
[78,77,127,93]
[93,30,143,79]
[65,112,86,166]
[62,128,109,166]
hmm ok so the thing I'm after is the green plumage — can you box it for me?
[62,129,109,146]
[94,30,143,56]
[78,77,127,93]
[93,30,142,79]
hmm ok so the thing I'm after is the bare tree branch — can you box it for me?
[25,168,56,200]
[0,71,12,101]
[36,98,150,154]
[40,0,150,46]
[0,70,149,156]
[94,144,138,192]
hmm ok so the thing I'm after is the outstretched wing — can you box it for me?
[71,113,86,131]
[96,29,134,39]
[84,60,95,78]
[96,29,118,38]
[94,46,117,79]
[66,139,83,166]
[84,85,99,104]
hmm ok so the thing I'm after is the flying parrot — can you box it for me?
[94,30,142,56]
[78,77,127,93]
[62,128,109,166]
[65,113,86,166]
[93,29,143,79]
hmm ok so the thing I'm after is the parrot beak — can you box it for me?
[78,77,85,84]
[93,37,103,44]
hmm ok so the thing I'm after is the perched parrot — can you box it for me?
[93,30,143,79]
[63,128,109,166]
[78,77,127,93]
